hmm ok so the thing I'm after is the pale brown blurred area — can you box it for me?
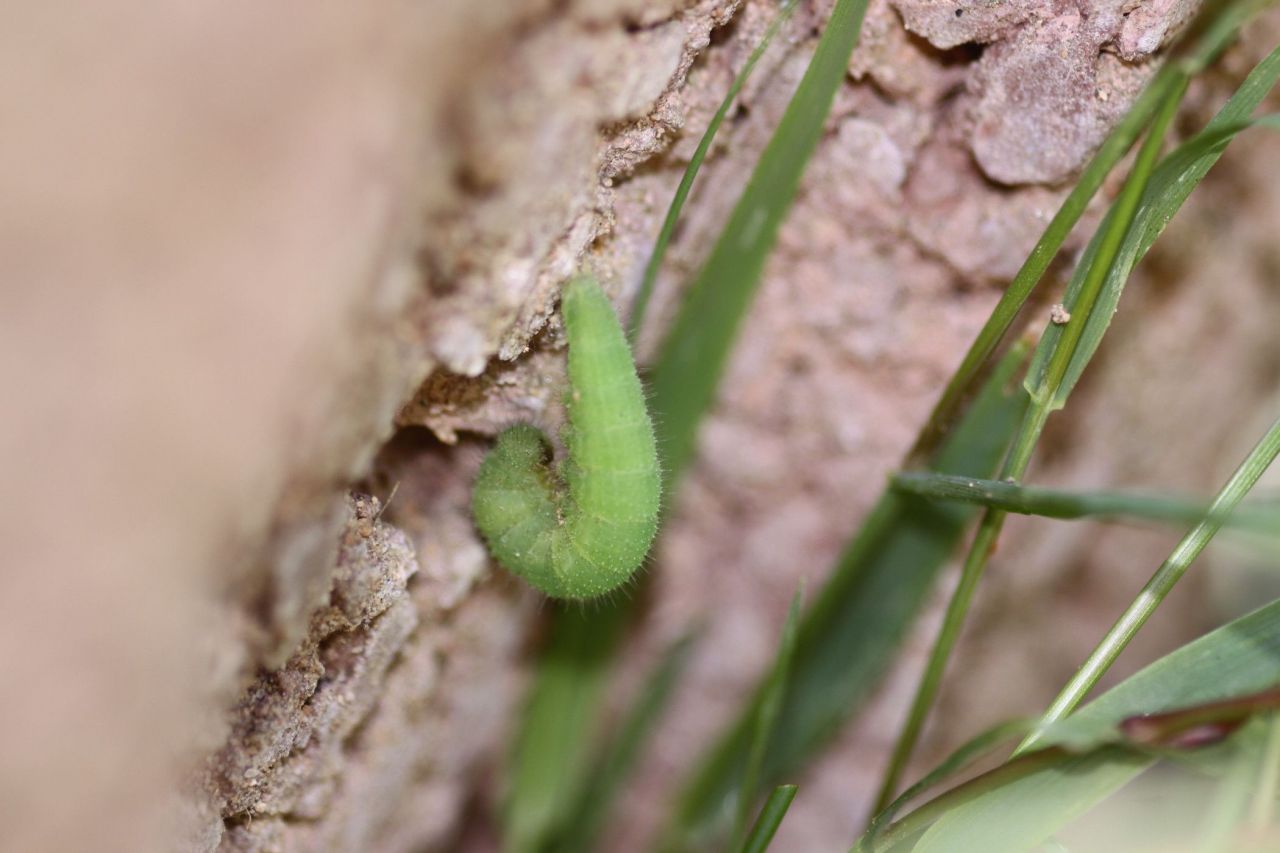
[0,3,442,850]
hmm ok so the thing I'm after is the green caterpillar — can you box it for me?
[471,275,661,599]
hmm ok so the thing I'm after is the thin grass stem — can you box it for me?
[1197,737,1258,853]
[902,66,1180,467]
[738,784,799,853]
[871,511,1008,814]
[890,472,1280,533]
[1018,414,1280,752]
[733,591,803,847]
[629,0,801,345]
[1012,74,1189,463]
[872,76,1189,813]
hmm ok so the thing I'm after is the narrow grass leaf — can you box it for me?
[1025,46,1280,410]
[1196,729,1264,853]
[876,4,1277,809]
[503,605,628,853]
[1024,412,1280,743]
[872,72,1191,811]
[857,718,1036,852]
[891,472,1280,534]
[546,631,698,853]
[738,785,799,853]
[669,344,1029,845]
[900,597,1280,853]
[904,64,1180,464]
[1251,714,1280,829]
[734,591,804,847]
[648,0,872,487]
[907,0,1267,464]
[630,0,801,343]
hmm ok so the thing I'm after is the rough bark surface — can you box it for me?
[2,1,1278,851]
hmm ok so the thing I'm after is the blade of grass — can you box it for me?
[669,342,1030,846]
[647,0,872,487]
[876,2,1278,814]
[546,631,698,853]
[1019,413,1280,750]
[891,472,1280,534]
[875,73,1188,813]
[874,596,1280,852]
[1025,46,1280,410]
[734,591,804,847]
[1009,72,1188,470]
[857,718,1035,852]
[905,0,1271,466]
[738,785,799,853]
[867,746,1137,853]
[902,65,1180,466]
[630,0,801,343]
[503,605,628,853]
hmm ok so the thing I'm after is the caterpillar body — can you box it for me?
[471,275,661,599]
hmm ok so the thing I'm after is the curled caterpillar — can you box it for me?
[471,275,661,599]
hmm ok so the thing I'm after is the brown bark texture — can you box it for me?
[1,1,1278,851]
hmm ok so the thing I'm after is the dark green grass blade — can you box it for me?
[895,598,1280,852]
[630,0,801,343]
[668,344,1029,845]
[503,606,628,853]
[891,472,1280,534]
[648,0,872,487]
[733,591,804,847]
[546,631,698,853]
[738,785,800,853]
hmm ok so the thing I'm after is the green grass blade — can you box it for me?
[857,718,1035,852]
[738,785,799,853]
[874,37,1279,802]
[906,0,1267,466]
[648,0,872,487]
[503,605,628,853]
[1021,412,1280,748]
[878,19,1279,804]
[734,591,804,847]
[882,597,1280,852]
[1011,70,1188,465]
[1024,45,1280,411]
[907,748,1148,853]
[891,472,1280,534]
[669,343,1029,845]
[547,631,698,853]
[629,0,801,343]
[903,64,1180,466]
[874,68,1193,809]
